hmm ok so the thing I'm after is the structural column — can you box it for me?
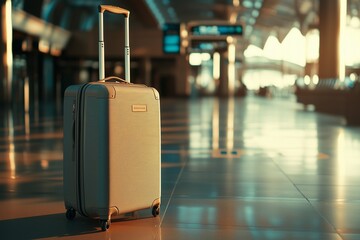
[218,51,229,97]
[217,38,237,97]
[175,55,190,96]
[0,0,13,103]
[318,0,345,80]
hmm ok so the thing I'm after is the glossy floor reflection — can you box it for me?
[1,96,360,239]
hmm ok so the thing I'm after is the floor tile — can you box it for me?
[1,96,360,239]
[311,202,360,234]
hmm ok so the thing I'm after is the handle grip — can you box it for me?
[98,5,130,17]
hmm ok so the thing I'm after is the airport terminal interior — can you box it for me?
[1,0,360,239]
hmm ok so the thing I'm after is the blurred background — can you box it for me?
[0,0,360,122]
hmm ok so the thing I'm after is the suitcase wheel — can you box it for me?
[100,219,110,231]
[152,205,160,217]
[65,208,76,220]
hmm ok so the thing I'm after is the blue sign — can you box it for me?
[163,23,181,54]
[191,25,243,36]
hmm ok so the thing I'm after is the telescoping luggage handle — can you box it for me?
[98,5,130,83]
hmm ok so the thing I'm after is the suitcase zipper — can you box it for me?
[75,83,89,217]
[72,100,76,158]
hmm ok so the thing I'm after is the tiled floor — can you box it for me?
[1,96,360,239]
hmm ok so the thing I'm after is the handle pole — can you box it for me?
[99,11,105,80]
[98,5,130,82]
[124,16,130,82]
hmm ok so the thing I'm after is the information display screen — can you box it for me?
[162,23,181,54]
[191,25,243,36]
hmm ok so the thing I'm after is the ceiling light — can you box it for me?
[252,10,259,17]
[248,17,256,25]
[242,0,253,8]
[254,1,262,9]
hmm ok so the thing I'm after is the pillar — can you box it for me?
[217,39,236,97]
[318,0,346,80]
[218,51,229,97]
[0,0,13,104]
[175,55,190,97]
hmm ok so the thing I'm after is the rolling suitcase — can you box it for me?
[63,5,161,231]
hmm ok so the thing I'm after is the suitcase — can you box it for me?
[63,5,161,231]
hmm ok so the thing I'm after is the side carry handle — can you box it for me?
[98,5,130,83]
[101,76,129,84]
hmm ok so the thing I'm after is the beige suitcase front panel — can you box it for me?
[108,84,161,214]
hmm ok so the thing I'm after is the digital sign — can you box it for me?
[162,23,181,54]
[191,40,228,52]
[191,25,243,36]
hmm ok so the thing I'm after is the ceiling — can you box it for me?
[144,0,319,47]
[13,0,325,50]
